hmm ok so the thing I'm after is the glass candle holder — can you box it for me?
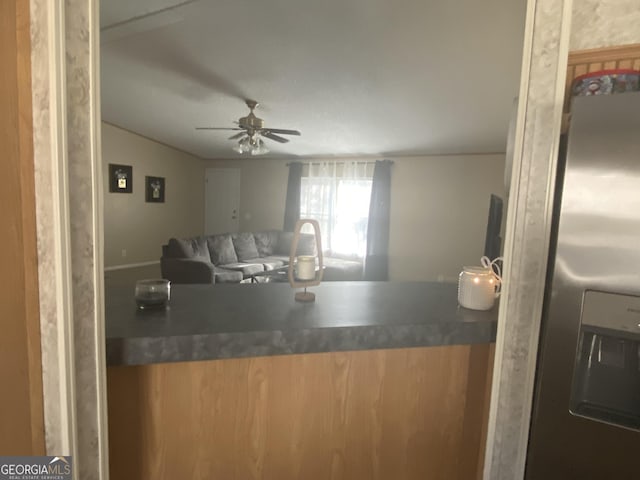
[135,279,170,310]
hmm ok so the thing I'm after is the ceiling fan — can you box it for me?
[196,100,301,155]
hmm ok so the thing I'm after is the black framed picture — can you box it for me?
[108,164,133,193]
[145,176,165,203]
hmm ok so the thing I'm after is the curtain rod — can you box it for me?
[286,160,394,166]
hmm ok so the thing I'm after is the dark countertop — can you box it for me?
[106,281,498,366]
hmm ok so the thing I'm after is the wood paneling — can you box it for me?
[568,43,640,65]
[107,344,494,480]
[564,43,640,115]
[0,0,45,454]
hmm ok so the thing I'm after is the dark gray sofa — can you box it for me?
[160,230,363,284]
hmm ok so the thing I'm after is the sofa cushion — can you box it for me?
[207,234,238,265]
[167,237,211,262]
[252,257,287,271]
[253,231,280,257]
[219,262,265,277]
[232,232,260,261]
[276,232,316,256]
[213,267,244,283]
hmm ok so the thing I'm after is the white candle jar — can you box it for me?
[458,266,499,311]
[296,255,316,280]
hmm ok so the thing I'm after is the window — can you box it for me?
[300,163,372,258]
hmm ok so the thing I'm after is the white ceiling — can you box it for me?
[100,0,526,159]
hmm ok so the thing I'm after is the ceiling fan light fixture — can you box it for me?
[200,99,300,156]
[232,135,268,155]
[250,138,269,156]
[233,136,251,154]
[232,143,244,154]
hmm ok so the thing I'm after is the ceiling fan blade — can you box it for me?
[263,128,301,136]
[195,127,244,131]
[262,132,289,144]
[228,132,246,140]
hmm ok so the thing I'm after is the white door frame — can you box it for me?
[483,1,574,478]
[30,0,108,478]
[32,0,572,478]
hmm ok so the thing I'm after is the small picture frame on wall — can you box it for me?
[108,164,133,193]
[145,176,165,203]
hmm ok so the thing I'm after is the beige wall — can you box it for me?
[103,123,205,267]
[388,154,505,281]
[205,154,505,281]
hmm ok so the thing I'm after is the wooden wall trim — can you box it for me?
[0,0,45,455]
[568,43,640,65]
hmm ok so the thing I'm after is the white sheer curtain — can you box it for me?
[300,162,372,258]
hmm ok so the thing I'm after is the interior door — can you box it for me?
[205,168,240,234]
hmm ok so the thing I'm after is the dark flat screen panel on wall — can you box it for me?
[483,194,503,260]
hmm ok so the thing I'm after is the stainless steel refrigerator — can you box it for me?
[526,92,640,478]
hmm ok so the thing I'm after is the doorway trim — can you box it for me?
[483,0,574,478]
[30,0,108,478]
[30,0,572,478]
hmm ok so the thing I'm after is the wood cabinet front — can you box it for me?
[107,344,494,480]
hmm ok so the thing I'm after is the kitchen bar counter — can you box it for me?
[106,281,498,366]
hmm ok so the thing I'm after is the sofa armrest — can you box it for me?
[160,258,215,284]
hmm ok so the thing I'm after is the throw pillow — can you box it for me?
[167,237,211,262]
[191,237,212,262]
[166,238,192,258]
[254,231,279,256]
[207,234,238,265]
[232,233,259,261]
